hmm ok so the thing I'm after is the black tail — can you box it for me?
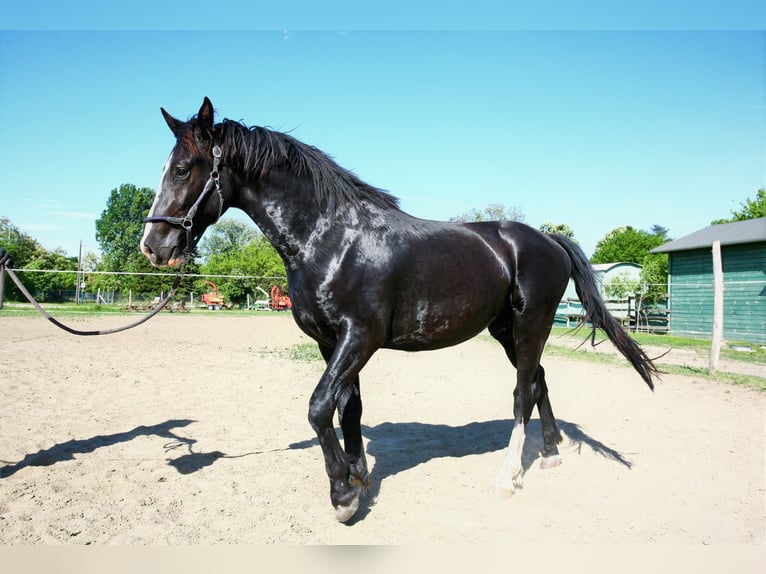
[548,234,659,390]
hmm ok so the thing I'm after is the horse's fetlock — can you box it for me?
[327,461,347,481]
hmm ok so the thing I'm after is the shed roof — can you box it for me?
[651,217,766,253]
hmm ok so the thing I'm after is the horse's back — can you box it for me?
[290,214,571,351]
[384,217,570,350]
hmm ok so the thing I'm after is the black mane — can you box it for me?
[217,119,400,212]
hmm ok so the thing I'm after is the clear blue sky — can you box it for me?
[1,3,765,258]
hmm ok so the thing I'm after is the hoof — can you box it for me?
[334,492,360,523]
[493,466,523,493]
[539,454,562,470]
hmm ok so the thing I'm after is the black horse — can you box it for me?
[140,98,658,522]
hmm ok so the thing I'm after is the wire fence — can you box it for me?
[3,269,764,343]
[2,268,288,309]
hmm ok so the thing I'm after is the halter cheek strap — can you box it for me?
[144,144,224,255]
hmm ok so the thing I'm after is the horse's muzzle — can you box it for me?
[140,241,184,268]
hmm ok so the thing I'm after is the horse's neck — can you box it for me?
[234,170,330,266]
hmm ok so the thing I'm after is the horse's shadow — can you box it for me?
[2,416,631,524]
[289,418,632,523]
[0,419,225,479]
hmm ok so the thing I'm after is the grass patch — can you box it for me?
[257,342,323,362]
[1,302,132,316]
[288,342,324,362]
[542,339,765,392]
[549,326,707,349]
[550,326,766,364]
[656,363,766,391]
[481,328,766,391]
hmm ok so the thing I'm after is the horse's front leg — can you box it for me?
[320,345,370,494]
[310,333,375,522]
[337,379,370,489]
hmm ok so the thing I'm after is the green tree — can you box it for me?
[0,216,44,268]
[595,225,670,309]
[712,188,766,223]
[198,218,260,262]
[450,203,525,223]
[603,271,642,300]
[539,222,577,243]
[94,183,173,294]
[23,248,78,301]
[638,252,669,304]
[0,216,47,301]
[591,226,666,265]
[95,184,155,271]
[649,224,670,241]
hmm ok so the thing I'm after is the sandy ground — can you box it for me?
[0,313,764,546]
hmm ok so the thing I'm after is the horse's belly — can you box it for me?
[386,298,497,351]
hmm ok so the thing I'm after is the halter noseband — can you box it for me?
[144,144,224,255]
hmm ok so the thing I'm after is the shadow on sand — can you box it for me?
[0,419,225,478]
[2,416,631,524]
[288,417,632,523]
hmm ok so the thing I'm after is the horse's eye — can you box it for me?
[175,167,190,179]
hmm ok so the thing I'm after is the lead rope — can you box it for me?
[0,249,186,336]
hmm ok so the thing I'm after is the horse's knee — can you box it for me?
[308,401,333,433]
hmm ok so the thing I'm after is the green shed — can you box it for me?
[651,217,766,344]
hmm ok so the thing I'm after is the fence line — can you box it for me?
[8,268,286,280]
[1,268,290,308]
[8,268,764,288]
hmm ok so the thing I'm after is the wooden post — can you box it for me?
[0,263,5,310]
[75,240,83,305]
[0,248,8,310]
[709,240,724,374]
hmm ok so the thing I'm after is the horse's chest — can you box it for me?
[286,271,346,345]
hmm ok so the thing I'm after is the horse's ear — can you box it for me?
[193,97,216,147]
[197,97,215,132]
[161,107,184,137]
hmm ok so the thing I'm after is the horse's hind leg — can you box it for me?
[535,365,563,469]
[490,314,561,491]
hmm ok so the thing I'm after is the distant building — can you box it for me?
[651,217,766,344]
[561,261,643,301]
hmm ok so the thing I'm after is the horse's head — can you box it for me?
[140,97,226,267]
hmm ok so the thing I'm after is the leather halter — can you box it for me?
[144,144,224,256]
